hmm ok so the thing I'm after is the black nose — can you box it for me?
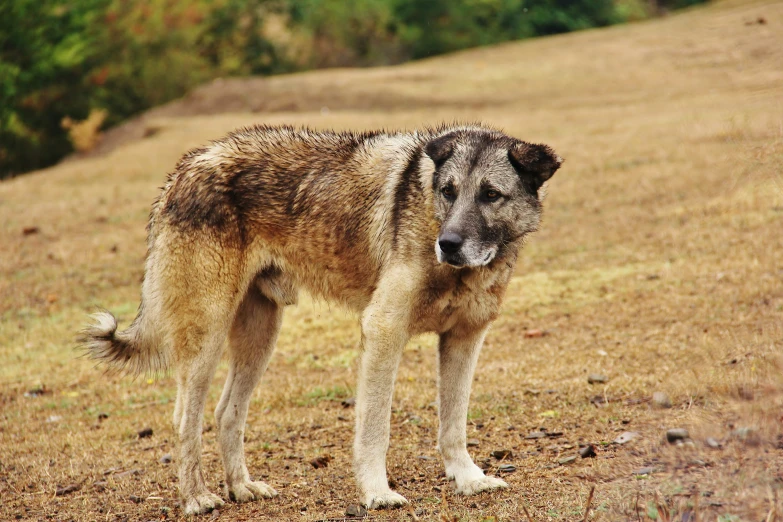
[438,231,463,255]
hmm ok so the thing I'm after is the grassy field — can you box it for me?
[2,1,782,520]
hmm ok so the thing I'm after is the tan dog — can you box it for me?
[80,124,562,515]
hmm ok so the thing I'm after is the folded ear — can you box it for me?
[424,132,459,168]
[508,142,563,190]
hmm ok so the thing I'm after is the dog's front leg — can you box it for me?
[438,324,508,495]
[354,275,413,509]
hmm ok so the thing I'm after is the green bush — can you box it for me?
[0,0,107,176]
[392,0,620,60]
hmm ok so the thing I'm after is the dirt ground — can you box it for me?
[1,1,782,520]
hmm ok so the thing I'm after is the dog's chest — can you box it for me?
[411,265,511,334]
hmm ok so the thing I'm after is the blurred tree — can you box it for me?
[393,0,620,59]
[1,0,107,177]
[200,0,287,75]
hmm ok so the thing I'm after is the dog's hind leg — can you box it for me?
[215,284,282,504]
[161,239,250,515]
[174,324,230,515]
[437,324,508,495]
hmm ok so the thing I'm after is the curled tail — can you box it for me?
[79,306,167,375]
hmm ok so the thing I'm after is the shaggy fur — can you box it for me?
[80,123,562,515]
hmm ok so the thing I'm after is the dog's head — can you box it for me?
[425,128,562,268]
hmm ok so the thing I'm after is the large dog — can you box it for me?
[80,124,561,515]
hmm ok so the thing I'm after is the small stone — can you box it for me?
[590,395,606,406]
[467,438,480,447]
[666,428,689,444]
[55,484,79,496]
[558,455,577,465]
[211,509,220,519]
[137,427,153,439]
[24,385,51,398]
[341,397,356,408]
[525,431,547,440]
[705,437,721,449]
[159,454,172,464]
[587,374,608,384]
[310,455,332,469]
[633,467,654,476]
[652,392,672,408]
[579,445,596,458]
[736,385,754,400]
[315,499,325,506]
[491,449,513,460]
[114,469,141,479]
[498,463,516,473]
[129,495,143,503]
[415,507,425,516]
[614,431,640,445]
[46,415,62,423]
[345,504,367,517]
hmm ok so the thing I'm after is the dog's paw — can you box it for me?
[183,491,225,515]
[455,475,508,496]
[227,480,278,503]
[363,489,409,509]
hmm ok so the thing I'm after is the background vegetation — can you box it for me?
[1,0,707,178]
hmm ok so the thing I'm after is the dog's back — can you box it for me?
[152,126,426,309]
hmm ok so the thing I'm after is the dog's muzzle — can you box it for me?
[435,233,497,268]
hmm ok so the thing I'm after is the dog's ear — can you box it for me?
[508,142,563,191]
[425,132,459,168]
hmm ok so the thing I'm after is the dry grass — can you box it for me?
[2,1,782,520]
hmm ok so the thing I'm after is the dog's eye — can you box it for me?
[484,189,501,202]
[441,186,456,199]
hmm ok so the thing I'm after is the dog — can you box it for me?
[80,123,562,515]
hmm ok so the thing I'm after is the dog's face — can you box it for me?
[426,130,562,268]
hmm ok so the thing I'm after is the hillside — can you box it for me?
[1,1,782,520]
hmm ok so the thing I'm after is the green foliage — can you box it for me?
[0,0,710,178]
[288,0,403,67]
[0,0,286,178]
[392,0,620,60]
[0,0,107,176]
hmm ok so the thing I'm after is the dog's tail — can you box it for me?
[79,302,167,375]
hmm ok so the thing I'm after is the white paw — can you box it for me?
[455,475,508,496]
[227,480,278,503]
[183,491,225,515]
[363,489,409,509]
